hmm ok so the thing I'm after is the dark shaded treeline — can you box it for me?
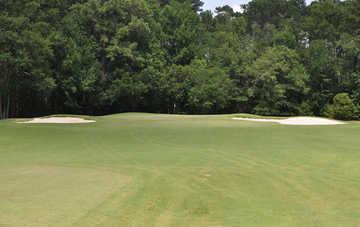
[1,0,360,119]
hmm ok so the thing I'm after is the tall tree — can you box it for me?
[246,46,310,115]
[159,0,201,65]
[0,13,55,118]
[158,0,204,12]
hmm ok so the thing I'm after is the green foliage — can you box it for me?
[159,61,235,114]
[322,103,334,119]
[159,0,201,65]
[246,46,309,115]
[332,93,356,120]
[187,66,234,113]
[303,39,340,115]
[243,0,305,29]
[2,0,360,118]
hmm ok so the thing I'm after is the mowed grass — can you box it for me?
[1,113,360,227]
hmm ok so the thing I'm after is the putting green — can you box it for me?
[0,113,359,226]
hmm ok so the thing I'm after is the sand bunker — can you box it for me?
[233,117,346,125]
[19,117,96,124]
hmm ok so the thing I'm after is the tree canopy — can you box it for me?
[1,0,360,119]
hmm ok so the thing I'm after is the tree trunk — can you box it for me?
[6,94,10,119]
[0,93,3,119]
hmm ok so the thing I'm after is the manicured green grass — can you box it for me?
[233,113,287,119]
[1,113,360,226]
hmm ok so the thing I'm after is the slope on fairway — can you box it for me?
[233,116,345,125]
[0,113,359,227]
[0,166,129,226]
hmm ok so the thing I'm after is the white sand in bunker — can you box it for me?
[19,117,96,124]
[233,117,346,125]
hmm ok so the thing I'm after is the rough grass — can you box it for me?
[1,113,360,226]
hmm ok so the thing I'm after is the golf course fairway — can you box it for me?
[1,113,359,226]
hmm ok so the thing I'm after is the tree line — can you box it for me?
[1,0,360,119]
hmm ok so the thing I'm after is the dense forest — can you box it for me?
[1,0,360,119]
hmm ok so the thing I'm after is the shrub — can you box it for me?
[332,93,356,120]
[322,103,334,118]
[299,102,314,116]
